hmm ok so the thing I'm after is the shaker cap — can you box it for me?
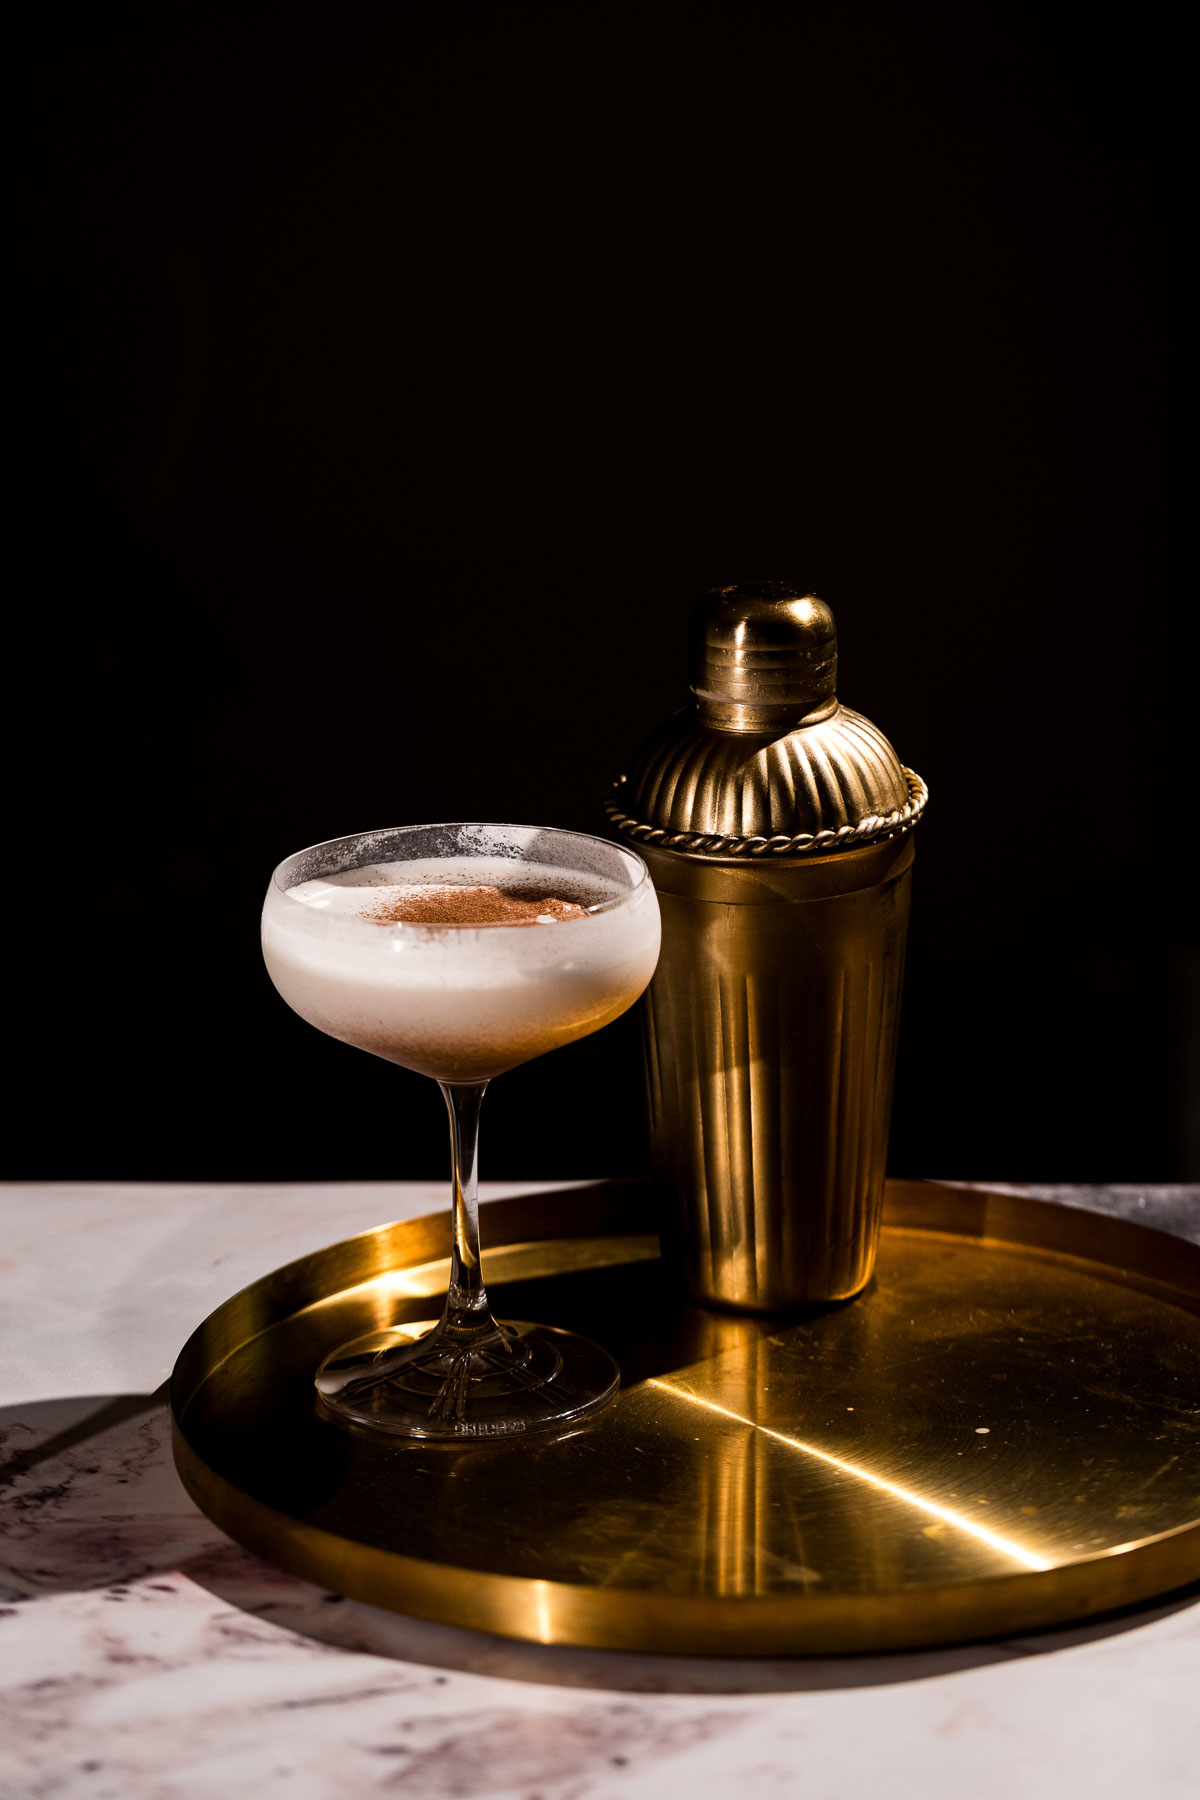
[690,582,837,730]
[608,582,927,858]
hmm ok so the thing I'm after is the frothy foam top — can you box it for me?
[262,851,661,1079]
[282,858,627,930]
[362,884,588,927]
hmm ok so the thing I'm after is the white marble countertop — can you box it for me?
[1,1180,1197,1799]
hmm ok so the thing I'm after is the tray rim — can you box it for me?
[170,1178,1200,1656]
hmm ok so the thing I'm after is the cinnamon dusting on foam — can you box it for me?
[363,884,588,927]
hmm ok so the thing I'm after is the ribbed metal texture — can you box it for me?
[614,585,924,1312]
[643,843,913,1307]
[624,703,910,840]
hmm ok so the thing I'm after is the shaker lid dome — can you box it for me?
[609,583,927,857]
[689,582,838,726]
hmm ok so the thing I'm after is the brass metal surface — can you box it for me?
[619,582,914,845]
[605,766,927,861]
[690,583,840,733]
[611,585,925,1307]
[642,837,913,1307]
[615,708,913,846]
[172,1181,1200,1657]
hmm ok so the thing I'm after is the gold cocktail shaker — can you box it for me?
[608,583,927,1310]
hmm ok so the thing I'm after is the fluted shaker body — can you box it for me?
[608,583,927,1310]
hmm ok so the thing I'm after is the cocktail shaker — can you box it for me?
[608,583,927,1310]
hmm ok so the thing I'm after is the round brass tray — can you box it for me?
[171,1180,1200,1656]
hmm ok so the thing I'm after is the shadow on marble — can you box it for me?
[0,1392,228,1606]
[186,1542,1200,1695]
[4,1390,1198,1698]
[0,1389,168,1485]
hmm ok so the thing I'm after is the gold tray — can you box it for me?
[171,1180,1200,1656]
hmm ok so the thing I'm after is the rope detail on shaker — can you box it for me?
[605,769,928,857]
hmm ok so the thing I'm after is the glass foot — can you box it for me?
[315,1318,620,1440]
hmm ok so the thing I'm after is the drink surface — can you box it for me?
[261,856,661,1081]
[359,883,588,926]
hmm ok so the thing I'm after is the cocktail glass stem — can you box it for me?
[318,1046,612,1436]
[438,1080,499,1341]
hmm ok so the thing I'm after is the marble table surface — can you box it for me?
[1,1180,1197,1800]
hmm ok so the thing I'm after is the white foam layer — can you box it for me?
[286,857,625,917]
[261,855,660,1081]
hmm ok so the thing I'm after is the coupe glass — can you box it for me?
[261,823,660,1439]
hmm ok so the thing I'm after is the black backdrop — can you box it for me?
[10,1,1184,1182]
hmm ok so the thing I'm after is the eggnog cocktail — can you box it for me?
[261,823,660,1440]
[262,852,658,1082]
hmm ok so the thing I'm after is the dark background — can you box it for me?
[10,1,1186,1182]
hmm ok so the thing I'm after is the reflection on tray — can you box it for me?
[172,1182,1200,1652]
